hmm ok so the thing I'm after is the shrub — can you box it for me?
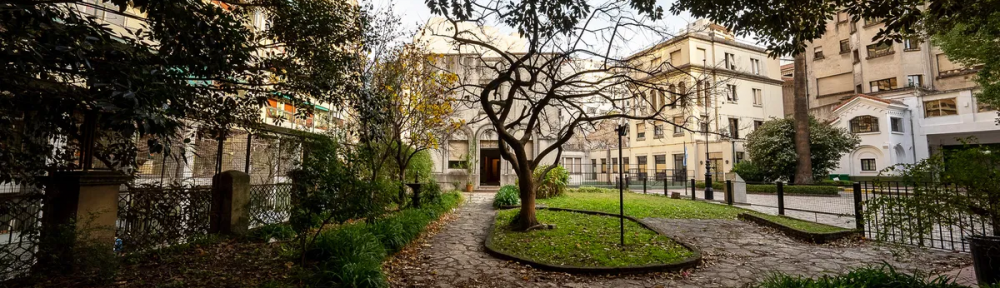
[757,264,964,288]
[694,181,725,190]
[731,161,768,182]
[746,184,839,195]
[534,165,569,199]
[419,179,442,206]
[308,224,387,288]
[745,117,860,183]
[569,187,618,193]
[368,217,407,254]
[247,223,295,242]
[493,185,520,208]
[816,179,852,186]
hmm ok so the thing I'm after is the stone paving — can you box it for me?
[387,192,972,288]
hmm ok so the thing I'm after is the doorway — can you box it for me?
[480,148,502,186]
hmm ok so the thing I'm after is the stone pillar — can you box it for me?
[40,171,129,266]
[729,172,748,204]
[210,170,251,235]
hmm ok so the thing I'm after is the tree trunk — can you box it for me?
[398,171,407,207]
[792,52,813,184]
[514,169,540,231]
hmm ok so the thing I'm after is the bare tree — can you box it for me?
[424,0,748,230]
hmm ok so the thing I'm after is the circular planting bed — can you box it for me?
[485,208,701,274]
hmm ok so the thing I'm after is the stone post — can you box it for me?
[40,171,129,267]
[729,172,748,204]
[210,170,251,235]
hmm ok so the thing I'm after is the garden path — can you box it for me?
[386,193,971,288]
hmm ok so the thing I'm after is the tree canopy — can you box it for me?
[743,118,860,182]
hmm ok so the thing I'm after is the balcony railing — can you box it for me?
[866,49,895,60]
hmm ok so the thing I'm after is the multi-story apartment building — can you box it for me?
[587,19,785,182]
[803,12,995,176]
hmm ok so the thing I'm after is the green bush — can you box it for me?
[368,217,407,254]
[693,181,725,190]
[493,185,520,208]
[816,179,852,186]
[308,224,387,288]
[534,165,569,199]
[746,184,839,195]
[757,264,965,288]
[247,223,295,242]
[732,161,768,182]
[569,186,618,193]
[419,179,442,205]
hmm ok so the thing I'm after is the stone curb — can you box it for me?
[483,207,703,274]
[737,212,861,244]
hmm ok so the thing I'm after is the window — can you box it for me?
[840,39,851,54]
[924,98,958,117]
[853,50,860,63]
[601,158,607,173]
[636,123,646,140]
[869,77,897,92]
[668,85,677,108]
[724,53,736,70]
[750,58,762,75]
[736,152,745,163]
[673,116,684,135]
[670,50,682,65]
[906,75,923,88]
[650,90,658,110]
[903,37,921,51]
[850,20,858,33]
[660,89,668,109]
[703,81,711,105]
[654,124,664,138]
[729,118,740,139]
[837,11,849,23]
[623,157,630,171]
[726,84,738,102]
[752,88,762,106]
[679,82,687,107]
[890,117,904,133]
[637,156,647,170]
[856,84,863,93]
[700,122,709,133]
[696,81,703,105]
[861,159,877,171]
[866,42,894,59]
[612,158,618,173]
[447,140,469,169]
[654,155,667,176]
[754,120,764,130]
[673,154,685,171]
[849,115,879,133]
[649,57,661,69]
[591,159,597,176]
[814,46,825,60]
[864,17,884,26]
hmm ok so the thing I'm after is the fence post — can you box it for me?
[643,175,647,194]
[853,182,864,233]
[210,170,251,236]
[663,175,668,196]
[39,171,130,268]
[726,180,733,205]
[690,179,696,200]
[244,133,253,173]
[776,181,785,215]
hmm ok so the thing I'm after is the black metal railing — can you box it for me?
[0,185,43,281]
[859,181,986,252]
[248,183,294,228]
[116,185,213,253]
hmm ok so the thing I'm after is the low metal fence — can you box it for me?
[116,185,213,253]
[248,183,294,228]
[859,181,986,252]
[0,185,43,281]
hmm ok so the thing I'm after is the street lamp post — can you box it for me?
[615,123,627,246]
[704,119,714,200]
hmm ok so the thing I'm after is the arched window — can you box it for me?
[668,84,676,107]
[849,115,880,133]
[678,82,687,107]
[696,80,703,105]
[651,90,658,109]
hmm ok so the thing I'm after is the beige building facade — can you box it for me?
[804,13,996,176]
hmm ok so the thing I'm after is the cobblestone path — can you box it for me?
[387,193,971,288]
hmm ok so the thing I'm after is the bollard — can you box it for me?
[643,176,647,194]
[726,180,733,205]
[853,182,864,233]
[690,179,696,200]
[776,181,785,215]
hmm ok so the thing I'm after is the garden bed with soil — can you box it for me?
[485,207,701,274]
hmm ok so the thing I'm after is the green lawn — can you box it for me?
[490,209,694,267]
[746,212,853,234]
[537,192,744,219]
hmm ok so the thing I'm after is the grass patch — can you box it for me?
[537,192,744,219]
[489,209,694,267]
[745,212,851,234]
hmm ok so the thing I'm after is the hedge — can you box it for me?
[693,181,725,190]
[746,184,839,195]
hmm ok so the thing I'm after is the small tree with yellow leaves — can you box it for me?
[372,43,461,207]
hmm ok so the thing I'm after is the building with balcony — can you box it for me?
[585,19,785,183]
[803,13,996,176]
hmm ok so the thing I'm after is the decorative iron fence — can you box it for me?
[248,183,294,228]
[859,181,986,252]
[0,185,43,281]
[116,185,213,253]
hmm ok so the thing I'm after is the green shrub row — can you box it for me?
[815,179,853,186]
[746,184,839,195]
[693,181,725,190]
[304,192,462,288]
[757,264,969,288]
[568,186,619,193]
[493,185,520,208]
